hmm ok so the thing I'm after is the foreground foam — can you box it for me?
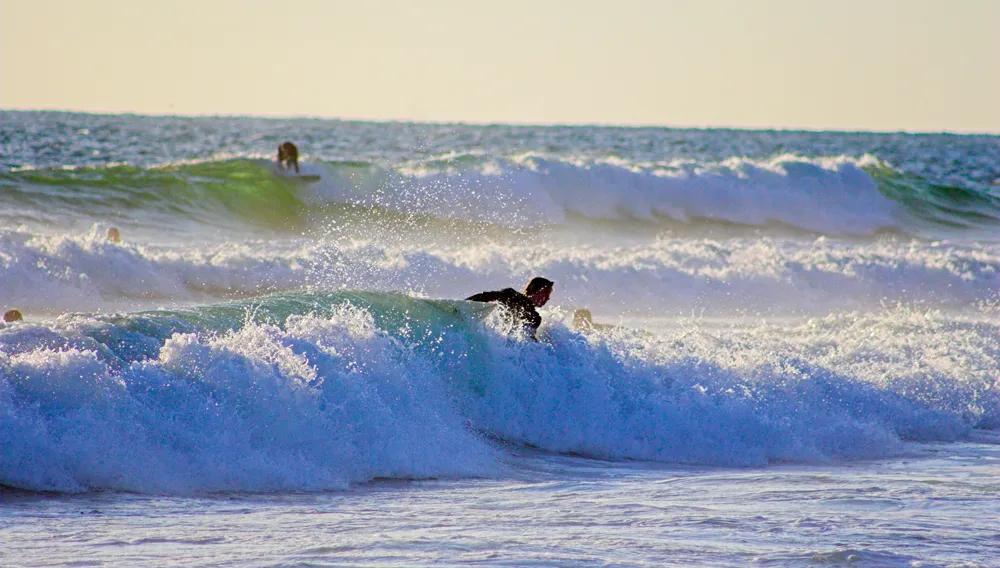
[1,295,993,493]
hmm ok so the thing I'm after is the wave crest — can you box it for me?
[5,154,998,237]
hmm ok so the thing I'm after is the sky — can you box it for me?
[2,0,998,132]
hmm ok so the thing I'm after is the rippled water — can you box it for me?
[4,442,999,567]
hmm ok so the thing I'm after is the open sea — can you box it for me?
[2,111,1000,567]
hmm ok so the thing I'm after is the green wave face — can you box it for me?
[1,159,309,232]
[866,163,1000,230]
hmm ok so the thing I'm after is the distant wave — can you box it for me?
[4,154,1000,237]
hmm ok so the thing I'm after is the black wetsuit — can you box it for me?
[466,288,541,338]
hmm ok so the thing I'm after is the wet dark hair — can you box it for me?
[524,277,554,296]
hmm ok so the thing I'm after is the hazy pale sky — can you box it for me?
[2,0,998,132]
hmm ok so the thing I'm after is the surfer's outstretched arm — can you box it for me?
[466,290,505,302]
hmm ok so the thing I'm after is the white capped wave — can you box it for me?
[300,154,904,235]
[3,228,1000,317]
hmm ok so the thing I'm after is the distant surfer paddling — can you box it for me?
[466,277,554,340]
[573,307,649,336]
[573,308,613,332]
[277,141,299,173]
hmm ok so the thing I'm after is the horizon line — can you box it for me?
[3,106,998,137]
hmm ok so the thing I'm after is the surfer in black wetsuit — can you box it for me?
[277,141,299,173]
[466,277,554,340]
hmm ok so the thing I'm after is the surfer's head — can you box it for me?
[107,227,121,243]
[3,309,23,323]
[525,277,554,307]
[278,141,297,159]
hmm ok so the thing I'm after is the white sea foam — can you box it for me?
[0,299,992,493]
[3,227,1000,317]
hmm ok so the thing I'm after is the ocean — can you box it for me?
[2,110,999,567]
